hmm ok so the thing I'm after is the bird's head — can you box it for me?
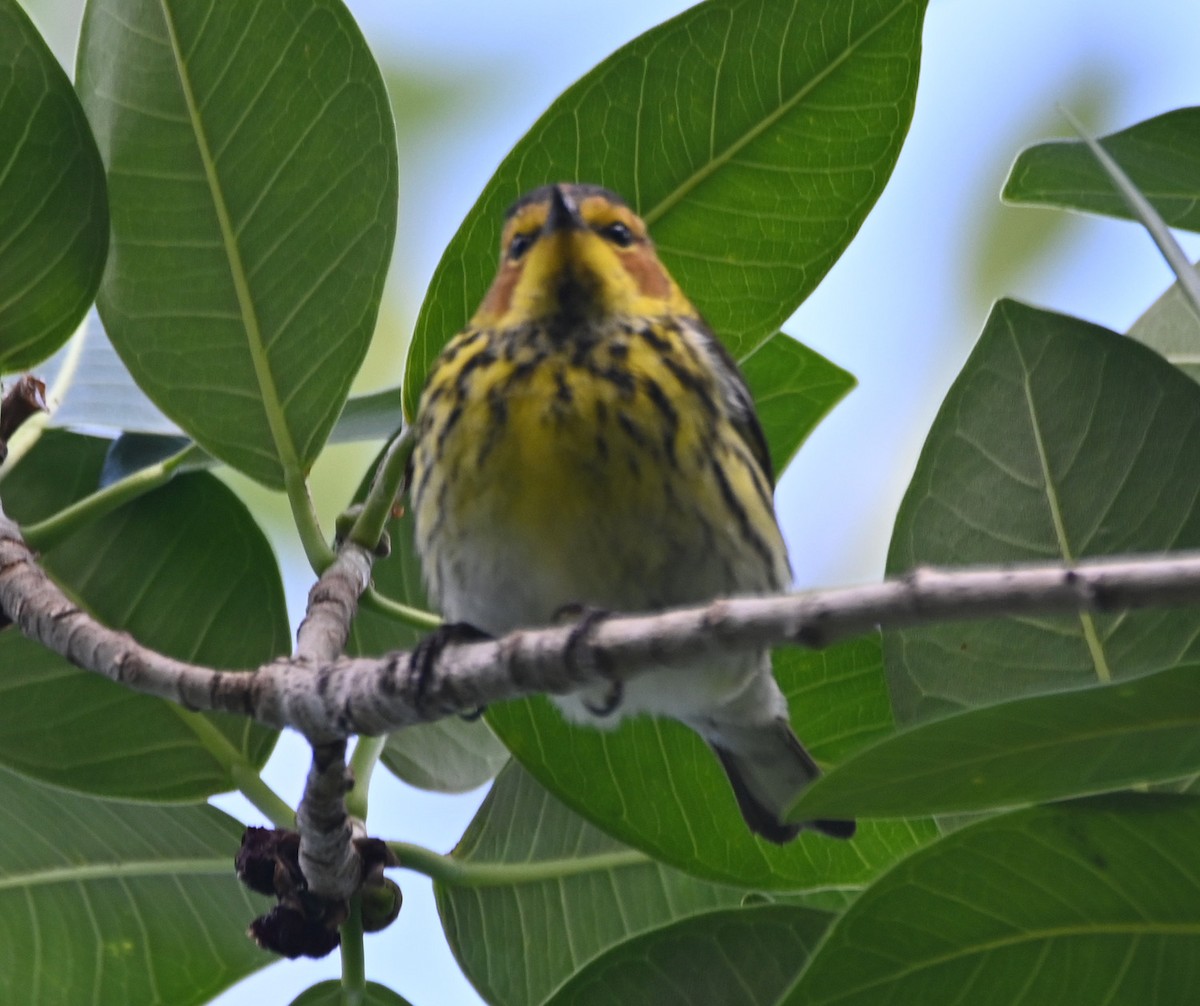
[470,183,697,332]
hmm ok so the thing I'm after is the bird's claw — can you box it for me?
[409,621,493,718]
[555,604,623,718]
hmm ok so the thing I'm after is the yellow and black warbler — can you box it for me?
[410,183,853,843]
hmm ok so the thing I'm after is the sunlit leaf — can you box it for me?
[743,334,855,478]
[45,314,181,436]
[404,0,927,416]
[77,0,397,486]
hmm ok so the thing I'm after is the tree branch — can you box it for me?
[6,505,1200,899]
[6,511,1200,736]
[291,544,375,901]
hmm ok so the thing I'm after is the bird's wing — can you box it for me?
[684,317,776,489]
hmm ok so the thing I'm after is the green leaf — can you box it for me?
[0,765,271,1005]
[0,430,285,800]
[1003,108,1200,231]
[787,794,1200,1005]
[886,300,1200,721]
[330,387,405,445]
[1050,108,1200,322]
[0,424,107,515]
[742,334,856,477]
[71,384,407,489]
[403,0,927,416]
[76,0,398,487]
[791,663,1200,821]
[547,905,831,1006]
[438,761,843,1006]
[290,981,413,1005]
[99,433,196,485]
[486,636,936,889]
[380,716,507,795]
[0,0,108,371]
[43,314,342,485]
[1128,262,1200,384]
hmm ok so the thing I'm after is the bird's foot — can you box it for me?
[409,621,493,719]
[554,603,622,717]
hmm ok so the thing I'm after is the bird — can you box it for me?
[408,182,854,844]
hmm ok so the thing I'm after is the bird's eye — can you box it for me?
[599,221,635,247]
[508,232,535,260]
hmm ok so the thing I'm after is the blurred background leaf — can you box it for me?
[1005,107,1200,230]
[1128,262,1200,383]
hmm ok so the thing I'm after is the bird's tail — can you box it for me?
[705,718,856,844]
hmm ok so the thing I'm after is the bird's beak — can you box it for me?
[543,185,584,235]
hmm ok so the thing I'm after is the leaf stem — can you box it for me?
[169,707,295,828]
[20,443,206,550]
[286,470,335,571]
[1060,105,1200,324]
[361,586,442,629]
[0,322,89,477]
[231,763,296,829]
[350,427,414,552]
[346,734,388,821]
[339,896,367,1000]
[390,842,650,887]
